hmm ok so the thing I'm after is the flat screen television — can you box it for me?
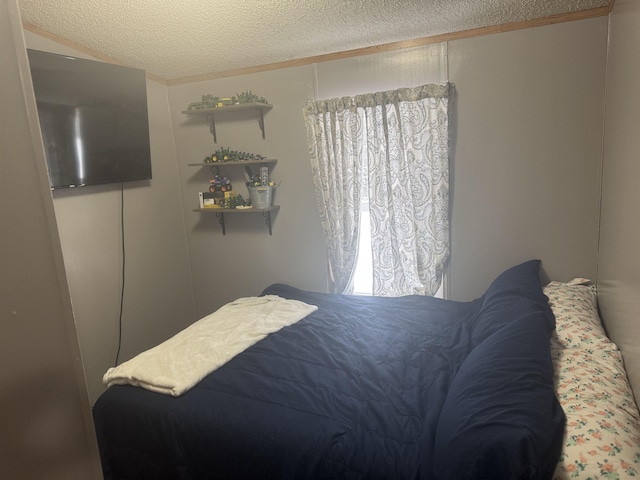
[27,49,152,190]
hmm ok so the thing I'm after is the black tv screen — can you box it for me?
[27,49,152,189]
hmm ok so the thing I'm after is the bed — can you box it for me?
[92,260,640,479]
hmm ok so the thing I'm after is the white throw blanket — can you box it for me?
[103,295,318,397]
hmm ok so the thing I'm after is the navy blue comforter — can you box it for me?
[93,260,565,479]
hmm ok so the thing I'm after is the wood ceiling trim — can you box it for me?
[22,0,614,87]
[166,4,613,86]
[22,22,168,85]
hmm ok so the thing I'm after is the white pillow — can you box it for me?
[545,280,640,479]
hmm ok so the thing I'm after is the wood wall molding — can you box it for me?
[23,0,614,87]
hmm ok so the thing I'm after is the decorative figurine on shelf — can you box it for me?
[225,193,247,209]
[209,175,231,192]
[209,175,232,206]
[203,147,266,163]
[187,91,268,111]
[202,94,220,105]
[246,173,275,188]
[187,94,219,110]
[235,90,268,104]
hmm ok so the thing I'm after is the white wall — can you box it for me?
[170,16,608,313]
[314,43,448,98]
[597,0,640,396]
[169,66,328,318]
[448,17,607,298]
[24,33,196,404]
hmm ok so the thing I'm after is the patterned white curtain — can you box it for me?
[303,83,451,296]
[302,98,364,293]
[364,84,451,296]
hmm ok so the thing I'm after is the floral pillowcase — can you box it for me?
[545,279,640,479]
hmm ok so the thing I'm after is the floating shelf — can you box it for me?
[182,103,273,143]
[187,159,277,168]
[189,159,277,178]
[193,205,280,235]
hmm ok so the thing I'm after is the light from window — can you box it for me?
[352,206,373,295]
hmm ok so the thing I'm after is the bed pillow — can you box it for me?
[471,259,554,345]
[545,280,640,479]
[433,311,565,480]
[481,260,547,306]
[545,280,614,352]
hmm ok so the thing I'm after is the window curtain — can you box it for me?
[303,83,451,296]
[302,98,364,293]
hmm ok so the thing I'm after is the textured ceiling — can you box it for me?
[19,0,610,81]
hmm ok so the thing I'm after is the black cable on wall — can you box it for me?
[114,183,126,366]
